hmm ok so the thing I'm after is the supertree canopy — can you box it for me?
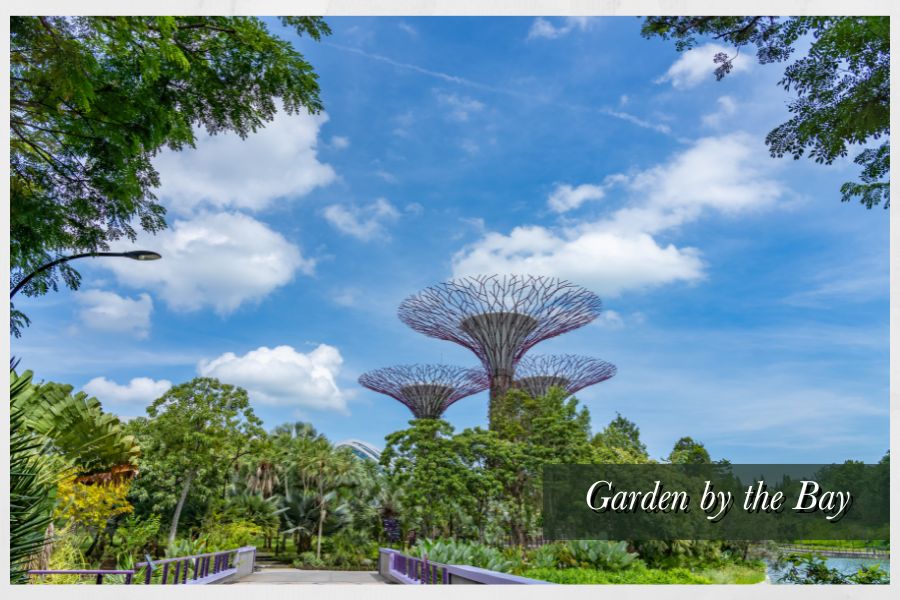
[358,364,489,419]
[514,354,617,398]
[398,275,602,425]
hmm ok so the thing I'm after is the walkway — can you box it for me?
[234,568,388,584]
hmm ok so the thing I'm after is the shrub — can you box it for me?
[409,539,519,573]
[531,541,637,571]
[294,551,326,569]
[202,520,262,552]
[632,540,724,569]
[322,530,378,569]
[111,514,160,561]
[522,566,713,584]
[54,476,133,532]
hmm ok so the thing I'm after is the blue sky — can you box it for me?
[13,16,889,463]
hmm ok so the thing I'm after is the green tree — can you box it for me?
[127,377,263,544]
[642,17,889,209]
[667,436,712,464]
[380,419,469,539]
[591,413,651,463]
[296,443,358,560]
[10,16,331,335]
[489,388,595,545]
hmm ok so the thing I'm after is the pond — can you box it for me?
[766,557,890,584]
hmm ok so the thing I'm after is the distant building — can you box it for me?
[336,439,382,462]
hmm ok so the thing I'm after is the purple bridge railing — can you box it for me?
[28,546,256,585]
[378,548,551,585]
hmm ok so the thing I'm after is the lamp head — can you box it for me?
[123,251,162,261]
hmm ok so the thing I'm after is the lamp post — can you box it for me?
[10,250,162,299]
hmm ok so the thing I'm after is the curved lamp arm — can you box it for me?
[10,250,161,299]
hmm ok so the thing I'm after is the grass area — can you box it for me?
[522,561,767,585]
[523,566,711,584]
[695,562,767,584]
[790,540,889,551]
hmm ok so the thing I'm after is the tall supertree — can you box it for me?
[358,364,489,420]
[397,275,602,426]
[514,354,617,398]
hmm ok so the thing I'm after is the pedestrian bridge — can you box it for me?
[28,546,549,585]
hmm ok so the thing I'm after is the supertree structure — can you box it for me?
[358,364,489,420]
[397,275,602,425]
[514,354,617,398]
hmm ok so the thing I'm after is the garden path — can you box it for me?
[234,568,388,584]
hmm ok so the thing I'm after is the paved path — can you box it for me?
[234,568,388,584]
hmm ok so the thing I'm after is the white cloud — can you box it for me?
[453,226,704,297]
[452,133,785,296]
[527,17,595,40]
[375,169,398,183]
[153,110,336,213]
[702,96,738,128]
[330,135,350,149]
[76,290,153,338]
[197,344,347,412]
[460,139,480,155]
[83,376,172,411]
[323,198,401,241]
[595,309,625,329]
[398,22,417,36]
[436,92,485,122]
[548,183,606,213]
[106,212,313,314]
[656,44,752,89]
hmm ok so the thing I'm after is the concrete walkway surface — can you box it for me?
[233,568,388,584]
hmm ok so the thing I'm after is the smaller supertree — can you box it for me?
[358,365,489,419]
[514,354,617,398]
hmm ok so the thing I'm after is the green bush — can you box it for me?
[523,566,713,584]
[294,551,326,569]
[529,541,637,571]
[632,540,724,569]
[409,539,519,573]
[322,530,378,569]
[202,520,262,551]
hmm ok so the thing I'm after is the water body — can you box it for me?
[766,557,890,584]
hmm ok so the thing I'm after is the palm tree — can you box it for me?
[296,444,357,560]
[10,369,55,583]
[246,460,279,498]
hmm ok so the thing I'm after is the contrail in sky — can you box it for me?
[326,42,675,136]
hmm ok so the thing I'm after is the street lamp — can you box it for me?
[10,250,162,299]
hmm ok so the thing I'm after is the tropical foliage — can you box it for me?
[10,16,331,335]
[641,16,890,209]
[10,370,56,583]
[12,369,885,586]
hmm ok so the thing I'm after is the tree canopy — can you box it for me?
[126,377,263,543]
[10,16,331,335]
[642,16,889,209]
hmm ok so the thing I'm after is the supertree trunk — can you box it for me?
[488,370,514,429]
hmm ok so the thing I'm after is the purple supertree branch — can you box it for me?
[358,364,489,419]
[397,275,603,369]
[514,354,617,397]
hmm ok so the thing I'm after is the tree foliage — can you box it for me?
[591,413,651,463]
[9,16,331,333]
[53,476,133,532]
[10,369,56,583]
[13,378,139,476]
[667,436,712,464]
[642,16,890,209]
[126,377,263,543]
